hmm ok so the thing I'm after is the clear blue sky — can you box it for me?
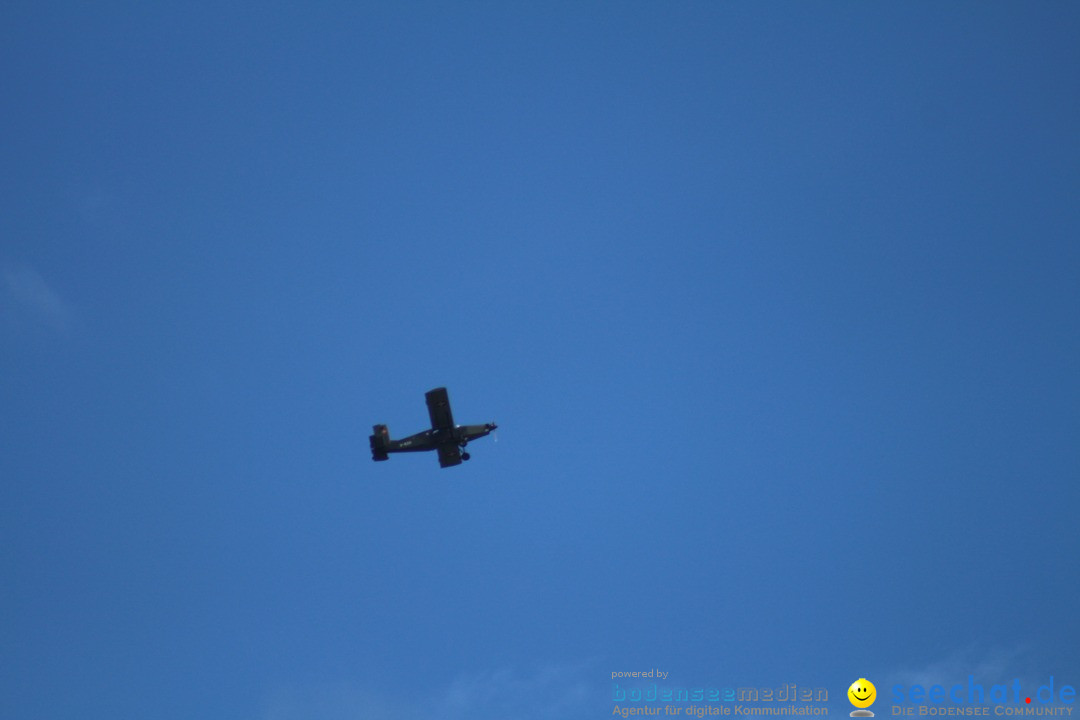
[2,3,1078,719]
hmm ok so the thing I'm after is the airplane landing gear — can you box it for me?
[461,452,471,461]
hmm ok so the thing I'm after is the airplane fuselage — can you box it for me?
[386,424,494,453]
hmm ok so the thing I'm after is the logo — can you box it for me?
[890,676,1076,715]
[850,679,878,717]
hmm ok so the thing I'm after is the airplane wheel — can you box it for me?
[462,452,471,461]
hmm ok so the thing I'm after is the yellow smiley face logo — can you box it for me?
[848,679,876,708]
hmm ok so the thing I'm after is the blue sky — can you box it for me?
[2,3,1078,719]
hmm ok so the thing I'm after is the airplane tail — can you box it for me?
[370,424,390,461]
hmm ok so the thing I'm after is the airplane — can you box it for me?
[370,387,497,468]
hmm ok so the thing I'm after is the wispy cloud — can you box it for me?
[438,663,593,719]
[2,262,71,333]
[883,646,1025,689]
[880,645,1074,703]
[262,661,598,720]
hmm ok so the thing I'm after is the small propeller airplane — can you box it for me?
[370,387,497,468]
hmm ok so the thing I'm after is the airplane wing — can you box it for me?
[437,444,462,468]
[425,387,455,431]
